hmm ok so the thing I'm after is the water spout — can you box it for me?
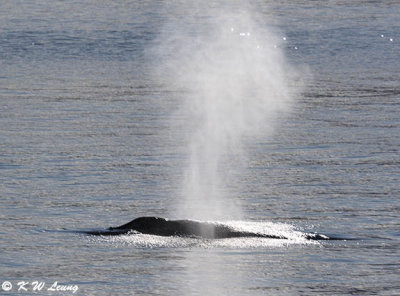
[151,3,297,221]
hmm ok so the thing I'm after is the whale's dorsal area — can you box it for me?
[84,216,334,240]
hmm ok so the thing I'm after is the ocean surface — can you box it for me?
[1,1,399,295]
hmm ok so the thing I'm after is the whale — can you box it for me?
[84,216,334,240]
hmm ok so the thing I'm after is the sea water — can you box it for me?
[1,1,399,295]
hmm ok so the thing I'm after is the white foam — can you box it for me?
[93,221,318,249]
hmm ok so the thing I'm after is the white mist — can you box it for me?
[151,5,297,221]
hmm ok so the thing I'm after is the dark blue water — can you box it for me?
[1,1,399,295]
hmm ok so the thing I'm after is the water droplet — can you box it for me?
[389,38,393,42]
[282,37,287,41]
